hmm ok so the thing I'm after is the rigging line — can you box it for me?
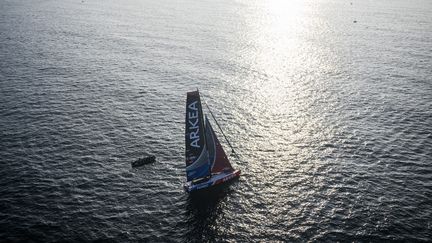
[201,94,237,155]
[201,92,248,167]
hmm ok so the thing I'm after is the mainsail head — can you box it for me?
[185,91,211,181]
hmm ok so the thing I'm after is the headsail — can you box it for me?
[185,91,211,181]
[205,116,234,174]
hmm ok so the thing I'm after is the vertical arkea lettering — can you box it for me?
[188,100,200,148]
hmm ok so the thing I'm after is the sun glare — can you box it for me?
[241,0,309,106]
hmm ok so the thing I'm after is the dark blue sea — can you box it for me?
[1,0,431,241]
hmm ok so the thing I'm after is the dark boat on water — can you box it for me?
[132,155,156,167]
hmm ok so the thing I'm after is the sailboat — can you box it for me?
[184,90,241,193]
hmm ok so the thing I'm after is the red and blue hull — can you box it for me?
[184,170,241,193]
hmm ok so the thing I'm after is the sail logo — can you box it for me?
[188,101,200,148]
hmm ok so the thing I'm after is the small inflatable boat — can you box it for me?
[132,155,156,167]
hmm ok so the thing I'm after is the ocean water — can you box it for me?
[1,0,431,241]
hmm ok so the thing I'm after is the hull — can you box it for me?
[184,170,241,193]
